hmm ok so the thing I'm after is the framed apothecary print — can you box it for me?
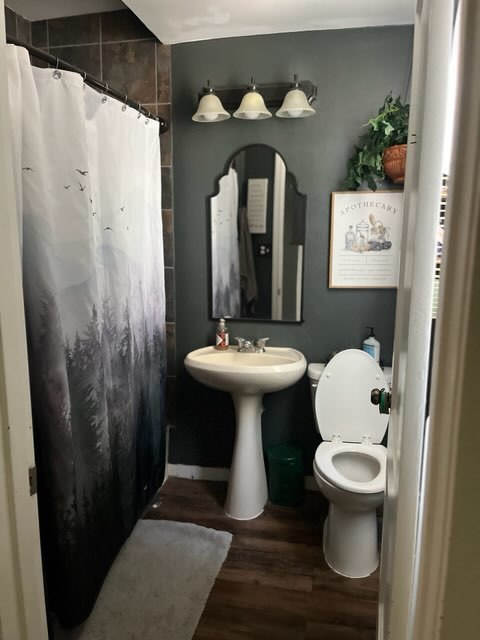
[329,191,404,288]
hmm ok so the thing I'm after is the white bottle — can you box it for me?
[363,326,380,363]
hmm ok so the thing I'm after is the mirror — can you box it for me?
[210,144,306,322]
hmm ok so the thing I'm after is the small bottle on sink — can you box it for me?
[215,318,229,351]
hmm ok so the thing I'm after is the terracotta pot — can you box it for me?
[383,144,407,184]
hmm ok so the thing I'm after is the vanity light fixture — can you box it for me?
[233,78,272,120]
[192,77,317,123]
[192,80,230,123]
[276,74,316,118]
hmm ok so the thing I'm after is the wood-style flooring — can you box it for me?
[144,478,378,640]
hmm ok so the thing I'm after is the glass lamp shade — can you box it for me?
[276,88,316,118]
[233,90,272,120]
[192,93,230,122]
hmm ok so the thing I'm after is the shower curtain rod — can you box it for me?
[6,36,170,134]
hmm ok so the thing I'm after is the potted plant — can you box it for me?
[344,94,410,191]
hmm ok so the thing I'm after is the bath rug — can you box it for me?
[55,519,232,640]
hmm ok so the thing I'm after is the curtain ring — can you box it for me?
[102,82,108,104]
[53,57,62,79]
[122,94,128,112]
[137,104,142,119]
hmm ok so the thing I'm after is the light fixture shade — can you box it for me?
[192,93,230,123]
[276,88,316,118]
[233,90,272,120]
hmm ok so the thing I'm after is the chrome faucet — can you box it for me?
[234,337,270,353]
[254,337,270,352]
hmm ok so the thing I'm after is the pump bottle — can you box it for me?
[215,318,229,351]
[363,326,380,363]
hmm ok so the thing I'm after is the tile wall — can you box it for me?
[5,4,31,42]
[4,5,176,424]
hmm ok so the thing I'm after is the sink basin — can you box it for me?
[184,346,306,394]
[184,345,307,520]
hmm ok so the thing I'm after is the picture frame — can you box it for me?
[329,190,404,288]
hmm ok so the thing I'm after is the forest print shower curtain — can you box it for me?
[7,46,166,627]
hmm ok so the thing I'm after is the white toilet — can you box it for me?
[308,349,392,578]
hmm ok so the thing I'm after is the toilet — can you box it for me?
[308,349,392,578]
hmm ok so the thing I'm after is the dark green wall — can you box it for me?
[171,26,413,470]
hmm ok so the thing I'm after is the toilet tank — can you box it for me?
[308,362,393,434]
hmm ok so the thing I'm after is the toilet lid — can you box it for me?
[314,349,389,444]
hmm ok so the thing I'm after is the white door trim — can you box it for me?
[295,245,303,321]
[0,8,48,639]
[378,0,455,637]
[271,154,286,320]
[410,0,480,635]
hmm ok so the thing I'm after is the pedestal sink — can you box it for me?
[184,346,307,520]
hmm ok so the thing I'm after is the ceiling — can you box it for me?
[124,0,415,45]
[7,0,415,43]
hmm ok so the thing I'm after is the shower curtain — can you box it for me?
[7,46,166,627]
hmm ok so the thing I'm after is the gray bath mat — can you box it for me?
[56,519,232,640]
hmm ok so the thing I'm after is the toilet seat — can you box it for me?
[314,349,389,444]
[314,441,386,494]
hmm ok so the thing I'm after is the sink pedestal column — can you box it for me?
[225,393,268,520]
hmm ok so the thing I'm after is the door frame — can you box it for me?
[408,0,480,635]
[380,0,480,637]
[0,5,48,638]
[271,153,286,320]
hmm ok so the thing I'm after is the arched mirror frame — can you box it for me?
[208,144,307,323]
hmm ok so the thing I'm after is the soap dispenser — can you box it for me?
[215,318,229,351]
[363,327,380,363]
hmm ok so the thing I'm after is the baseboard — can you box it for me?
[167,464,230,482]
[167,464,319,491]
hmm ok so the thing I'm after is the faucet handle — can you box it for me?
[254,337,270,352]
[234,337,246,349]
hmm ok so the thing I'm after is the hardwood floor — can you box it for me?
[143,478,379,640]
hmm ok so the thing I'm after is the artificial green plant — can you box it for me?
[343,94,410,191]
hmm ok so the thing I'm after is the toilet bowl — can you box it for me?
[308,349,391,578]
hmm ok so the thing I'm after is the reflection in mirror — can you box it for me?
[210,145,306,322]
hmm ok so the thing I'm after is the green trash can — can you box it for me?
[266,444,304,506]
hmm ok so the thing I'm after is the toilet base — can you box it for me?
[323,504,379,578]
